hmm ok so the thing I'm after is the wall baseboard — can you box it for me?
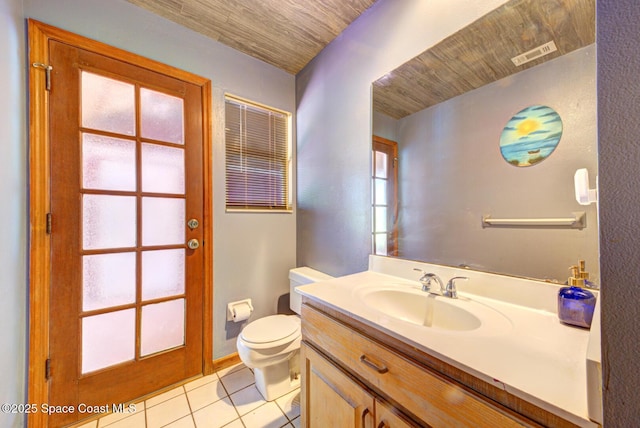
[213,353,242,372]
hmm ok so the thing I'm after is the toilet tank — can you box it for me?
[289,267,334,314]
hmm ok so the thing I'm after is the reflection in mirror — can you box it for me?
[371,136,398,257]
[371,0,598,283]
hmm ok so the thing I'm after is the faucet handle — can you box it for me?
[445,276,468,299]
[413,269,444,292]
[413,268,430,290]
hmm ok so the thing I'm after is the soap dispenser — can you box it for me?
[557,261,596,328]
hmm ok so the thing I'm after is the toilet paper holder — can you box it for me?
[227,299,254,322]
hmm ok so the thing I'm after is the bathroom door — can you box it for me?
[46,37,206,426]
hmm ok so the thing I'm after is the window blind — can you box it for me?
[225,96,291,211]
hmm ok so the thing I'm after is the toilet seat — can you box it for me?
[239,315,300,349]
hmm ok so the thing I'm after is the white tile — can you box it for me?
[275,389,300,420]
[219,367,254,394]
[146,385,185,408]
[98,402,144,427]
[241,402,288,428]
[214,363,246,379]
[229,385,267,416]
[164,415,196,428]
[101,412,146,428]
[220,419,245,428]
[184,374,220,392]
[290,416,301,428]
[146,394,191,428]
[192,397,239,428]
[186,378,228,411]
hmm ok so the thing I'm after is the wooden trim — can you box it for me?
[202,81,215,376]
[27,19,214,426]
[212,353,242,372]
[27,19,52,428]
[30,20,209,85]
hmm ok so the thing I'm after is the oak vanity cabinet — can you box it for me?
[301,342,416,428]
[300,302,538,428]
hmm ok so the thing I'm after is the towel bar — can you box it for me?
[482,211,586,229]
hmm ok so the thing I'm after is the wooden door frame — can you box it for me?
[27,19,214,427]
[372,135,399,256]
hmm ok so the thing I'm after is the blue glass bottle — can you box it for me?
[558,264,596,329]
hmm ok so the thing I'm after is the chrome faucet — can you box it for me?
[413,269,444,293]
[413,269,468,299]
[444,276,469,299]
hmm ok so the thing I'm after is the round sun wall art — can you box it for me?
[499,105,563,167]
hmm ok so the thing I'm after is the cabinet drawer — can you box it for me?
[302,304,532,428]
[376,398,421,428]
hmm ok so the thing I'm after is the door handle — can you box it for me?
[187,239,200,250]
[362,407,371,427]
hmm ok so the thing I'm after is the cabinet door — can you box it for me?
[301,342,374,428]
[375,399,422,428]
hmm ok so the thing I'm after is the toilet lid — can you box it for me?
[241,315,300,344]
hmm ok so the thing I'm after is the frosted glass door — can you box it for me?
[80,72,188,374]
[47,36,205,424]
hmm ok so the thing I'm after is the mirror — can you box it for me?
[371,0,598,284]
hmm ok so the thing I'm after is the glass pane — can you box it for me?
[82,133,136,191]
[142,249,185,300]
[83,195,136,250]
[82,71,135,135]
[375,151,388,178]
[375,233,388,256]
[140,88,184,144]
[142,197,185,246]
[82,309,135,374]
[141,143,185,194]
[83,253,136,311]
[375,206,387,233]
[141,299,185,356]
[374,178,387,205]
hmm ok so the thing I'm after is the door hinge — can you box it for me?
[46,213,52,235]
[45,358,51,380]
[32,63,53,91]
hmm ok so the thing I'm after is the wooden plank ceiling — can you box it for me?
[373,0,595,119]
[126,0,379,74]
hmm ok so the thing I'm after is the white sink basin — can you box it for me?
[355,285,512,334]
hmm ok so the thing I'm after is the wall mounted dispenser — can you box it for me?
[227,299,254,322]
[574,168,598,205]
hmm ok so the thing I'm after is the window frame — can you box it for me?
[224,94,293,213]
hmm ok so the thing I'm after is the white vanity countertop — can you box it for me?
[297,262,598,428]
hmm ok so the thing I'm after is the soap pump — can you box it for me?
[557,261,596,328]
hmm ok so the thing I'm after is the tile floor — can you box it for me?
[73,363,301,428]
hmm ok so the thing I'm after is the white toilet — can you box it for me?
[236,267,334,401]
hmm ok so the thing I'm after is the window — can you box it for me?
[372,136,398,256]
[225,95,291,211]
